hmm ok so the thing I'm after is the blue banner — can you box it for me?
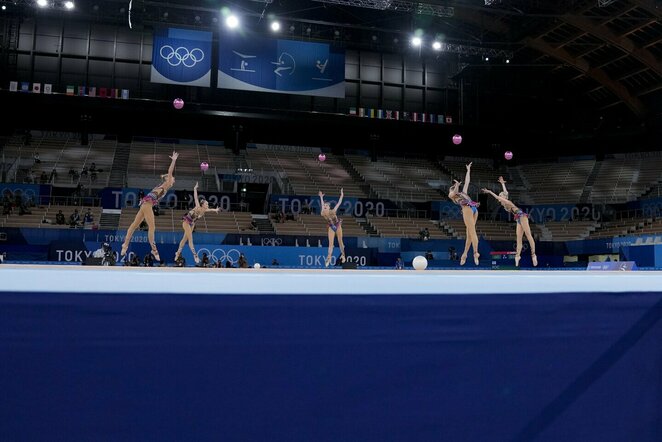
[151,28,212,86]
[270,195,394,217]
[1,183,49,205]
[103,188,236,210]
[218,37,345,97]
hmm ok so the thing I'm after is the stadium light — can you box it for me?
[64,1,75,10]
[1,5,6,11]
[432,41,442,51]
[270,21,280,32]
[36,0,49,8]
[226,14,239,29]
[411,36,422,47]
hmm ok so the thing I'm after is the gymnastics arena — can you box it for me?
[1,1,661,441]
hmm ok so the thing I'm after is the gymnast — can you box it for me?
[319,188,346,267]
[174,182,220,265]
[448,162,480,265]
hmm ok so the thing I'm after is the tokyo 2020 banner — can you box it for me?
[151,28,212,86]
[218,36,345,98]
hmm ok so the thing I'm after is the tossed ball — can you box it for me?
[452,134,462,145]
[254,263,261,269]
[504,151,513,160]
[318,153,326,162]
[173,98,184,109]
[200,162,209,171]
[412,255,428,271]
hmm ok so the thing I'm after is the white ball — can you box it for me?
[254,263,261,269]
[412,255,428,271]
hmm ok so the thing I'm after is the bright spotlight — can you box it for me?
[270,21,280,32]
[484,56,490,61]
[225,15,239,29]
[506,59,510,64]
[411,36,422,47]
[64,1,75,10]
[1,5,6,10]
[36,0,48,7]
[432,41,442,51]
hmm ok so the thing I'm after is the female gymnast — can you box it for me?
[319,188,346,267]
[448,162,480,265]
[174,182,220,265]
[482,176,537,267]
[120,151,178,261]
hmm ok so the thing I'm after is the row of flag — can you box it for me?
[9,81,129,99]
[349,107,452,124]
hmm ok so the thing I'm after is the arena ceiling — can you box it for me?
[6,0,662,123]
[90,0,660,119]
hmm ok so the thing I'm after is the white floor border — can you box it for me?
[1,265,661,295]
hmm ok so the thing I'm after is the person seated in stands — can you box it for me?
[83,208,94,225]
[80,166,88,178]
[225,259,233,268]
[286,211,295,221]
[69,209,81,227]
[177,256,187,267]
[0,251,5,264]
[425,250,434,261]
[68,168,79,183]
[143,252,154,267]
[138,189,145,201]
[49,168,57,184]
[139,219,148,231]
[214,259,223,268]
[271,258,279,266]
[419,227,430,241]
[2,196,12,215]
[130,254,140,267]
[18,202,31,216]
[238,254,249,268]
[55,210,65,225]
[24,170,35,184]
[39,171,48,184]
[33,152,40,164]
[200,252,210,268]
[395,257,404,270]
[448,246,458,261]
[90,170,97,183]
[153,204,160,217]
[89,162,96,173]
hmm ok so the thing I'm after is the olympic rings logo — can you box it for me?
[261,238,283,246]
[159,45,205,68]
[196,248,241,264]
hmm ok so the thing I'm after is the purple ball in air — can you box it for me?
[173,98,184,110]
[504,151,513,160]
[200,162,209,171]
[318,153,326,162]
[452,134,462,145]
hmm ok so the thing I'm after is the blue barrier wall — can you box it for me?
[0,290,660,441]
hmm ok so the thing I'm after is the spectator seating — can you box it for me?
[243,149,367,197]
[368,216,452,239]
[345,154,448,202]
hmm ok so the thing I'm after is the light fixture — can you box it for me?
[411,36,422,47]
[36,0,48,8]
[270,21,280,32]
[432,41,442,50]
[1,5,6,10]
[505,59,510,64]
[484,56,489,61]
[64,1,74,10]
[226,15,239,29]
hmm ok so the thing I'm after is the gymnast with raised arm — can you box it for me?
[121,151,178,262]
[448,162,480,265]
[319,188,346,267]
[174,182,220,265]
[482,176,537,267]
